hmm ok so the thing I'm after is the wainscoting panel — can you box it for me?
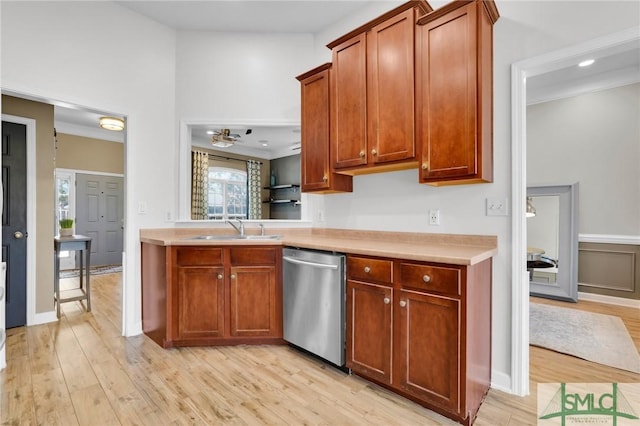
[578,242,639,300]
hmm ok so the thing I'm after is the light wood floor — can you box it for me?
[1,274,639,425]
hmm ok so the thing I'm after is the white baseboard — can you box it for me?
[31,310,58,326]
[578,291,640,309]
[491,370,515,394]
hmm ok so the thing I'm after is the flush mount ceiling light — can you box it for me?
[99,116,125,131]
[578,59,595,67]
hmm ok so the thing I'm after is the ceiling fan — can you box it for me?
[210,128,243,148]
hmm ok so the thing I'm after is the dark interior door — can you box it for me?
[2,121,28,329]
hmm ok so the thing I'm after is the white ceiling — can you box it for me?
[115,0,374,33]
[52,1,640,156]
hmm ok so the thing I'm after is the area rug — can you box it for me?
[60,265,122,279]
[530,302,640,374]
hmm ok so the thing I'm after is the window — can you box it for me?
[207,167,248,220]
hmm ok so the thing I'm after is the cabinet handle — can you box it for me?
[399,300,407,308]
[217,274,223,280]
[423,274,431,283]
[383,297,390,305]
[364,266,371,273]
[421,162,429,171]
[371,149,377,156]
[359,150,365,158]
[230,274,236,279]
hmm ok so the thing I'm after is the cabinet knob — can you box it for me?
[423,275,431,283]
[421,162,429,170]
[323,175,328,182]
[383,297,390,305]
[371,149,377,156]
[364,266,371,273]
[359,150,365,158]
[217,274,223,280]
[399,300,407,308]
[230,274,236,280]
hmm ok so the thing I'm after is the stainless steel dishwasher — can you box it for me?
[282,247,346,366]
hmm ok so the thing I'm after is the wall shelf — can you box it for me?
[263,199,301,205]
[264,184,300,190]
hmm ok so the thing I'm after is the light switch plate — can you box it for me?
[486,198,508,216]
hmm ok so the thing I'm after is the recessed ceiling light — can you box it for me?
[578,59,595,67]
[206,130,214,135]
[259,139,268,146]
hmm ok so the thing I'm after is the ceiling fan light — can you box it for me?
[99,116,125,131]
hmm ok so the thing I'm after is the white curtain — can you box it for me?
[247,160,262,220]
[191,150,209,220]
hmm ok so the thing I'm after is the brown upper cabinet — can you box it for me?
[416,0,499,186]
[296,64,353,193]
[327,1,433,175]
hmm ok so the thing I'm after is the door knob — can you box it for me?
[13,231,24,239]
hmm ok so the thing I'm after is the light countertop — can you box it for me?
[140,228,497,266]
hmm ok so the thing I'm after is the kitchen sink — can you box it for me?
[187,234,281,240]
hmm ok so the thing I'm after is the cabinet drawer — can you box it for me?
[347,256,393,284]
[230,247,277,265]
[176,248,223,266]
[399,262,461,296]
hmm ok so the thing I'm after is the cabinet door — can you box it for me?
[417,3,478,182]
[395,289,460,414]
[229,266,280,337]
[331,33,368,169]
[367,8,416,165]
[298,65,352,193]
[175,266,225,340]
[346,280,392,385]
[300,66,332,191]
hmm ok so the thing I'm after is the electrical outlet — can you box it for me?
[317,210,325,222]
[486,198,508,216]
[429,209,440,225]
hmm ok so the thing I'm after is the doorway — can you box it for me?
[510,27,640,396]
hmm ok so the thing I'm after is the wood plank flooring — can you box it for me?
[1,275,639,425]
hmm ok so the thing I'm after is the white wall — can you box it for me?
[528,83,640,236]
[175,31,317,122]
[1,1,177,335]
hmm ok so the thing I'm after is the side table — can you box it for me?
[54,235,92,318]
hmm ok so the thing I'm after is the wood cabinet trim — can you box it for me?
[327,0,432,49]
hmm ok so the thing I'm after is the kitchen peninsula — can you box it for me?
[141,227,496,425]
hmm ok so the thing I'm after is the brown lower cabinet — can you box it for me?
[346,254,492,425]
[141,243,283,348]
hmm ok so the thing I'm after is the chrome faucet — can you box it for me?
[226,218,245,236]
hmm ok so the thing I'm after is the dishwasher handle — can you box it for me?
[283,256,339,270]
